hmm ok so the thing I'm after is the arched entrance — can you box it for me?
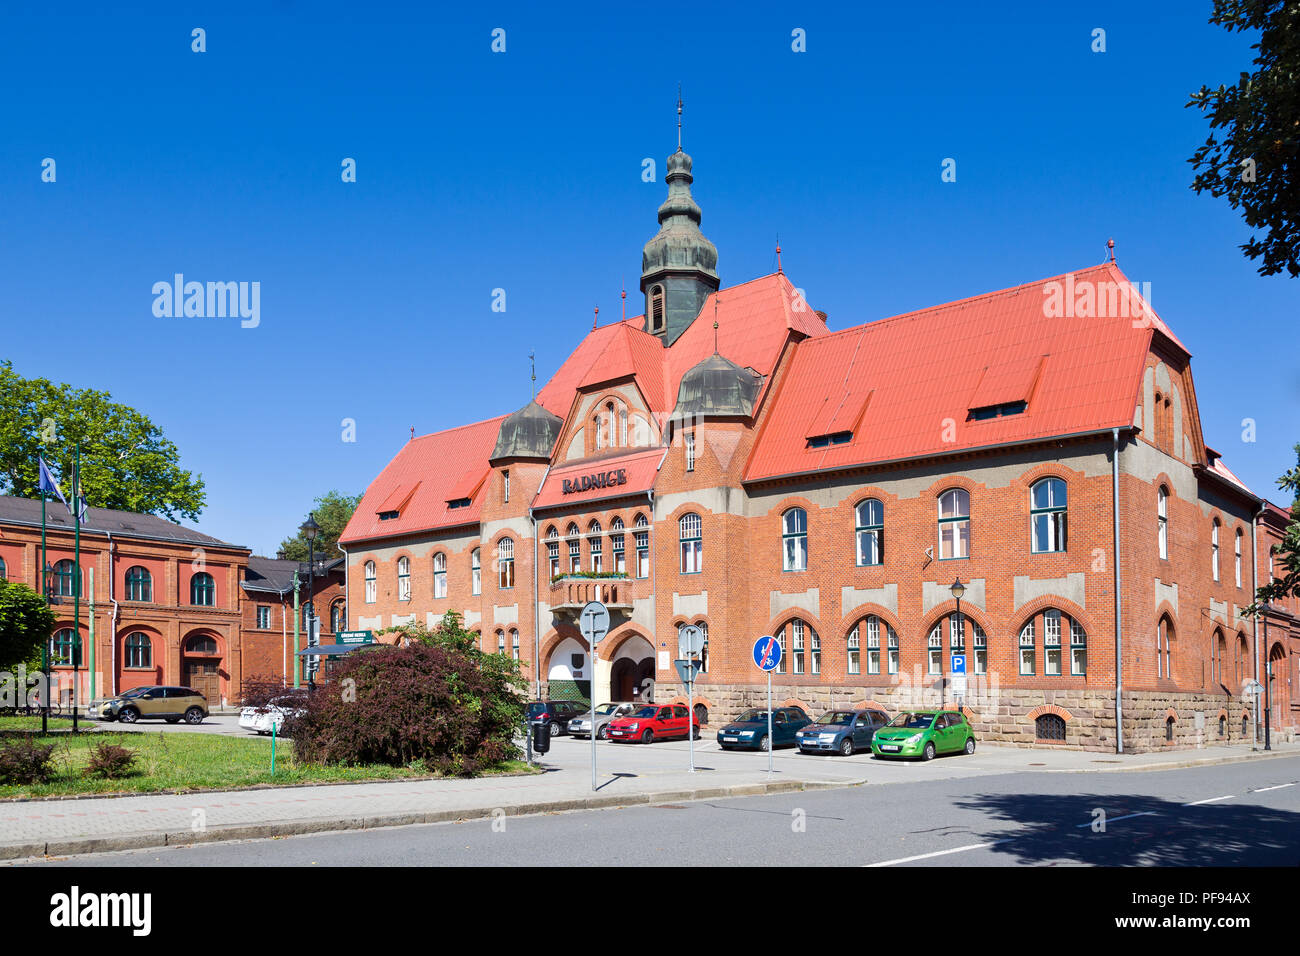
[182,632,223,705]
[608,635,655,703]
[547,637,591,703]
[1269,642,1288,730]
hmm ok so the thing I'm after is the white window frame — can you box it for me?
[938,488,970,560]
[855,499,883,567]
[679,513,702,574]
[927,625,942,675]
[1157,486,1168,559]
[782,508,808,572]
[397,556,411,602]
[1044,609,1062,676]
[433,552,448,599]
[364,561,376,604]
[1019,622,1035,675]
[471,548,482,595]
[1030,478,1068,554]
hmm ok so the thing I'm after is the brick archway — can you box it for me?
[1027,703,1074,722]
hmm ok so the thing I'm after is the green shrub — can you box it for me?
[85,742,138,779]
[0,738,57,784]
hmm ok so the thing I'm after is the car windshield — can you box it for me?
[735,710,770,723]
[594,704,618,716]
[630,707,658,718]
[888,713,936,729]
[525,703,546,715]
[120,687,152,699]
[816,712,855,726]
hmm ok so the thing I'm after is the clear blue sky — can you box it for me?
[3,2,1295,555]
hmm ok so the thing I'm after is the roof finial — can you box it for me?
[677,84,683,151]
[593,305,599,330]
[409,426,415,442]
[776,236,783,274]
[713,294,720,353]
[529,350,536,399]
[621,282,626,321]
[1107,237,1116,263]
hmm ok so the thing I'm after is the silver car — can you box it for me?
[569,702,640,740]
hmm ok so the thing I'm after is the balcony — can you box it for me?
[548,575,636,615]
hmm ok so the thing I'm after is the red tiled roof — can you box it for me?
[339,416,506,546]
[746,263,1164,482]
[533,447,666,511]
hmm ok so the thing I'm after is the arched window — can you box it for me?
[781,618,814,675]
[1165,716,1175,742]
[589,520,603,573]
[496,629,505,654]
[433,552,447,599]
[124,632,152,669]
[1234,529,1243,588]
[974,620,988,675]
[848,623,862,674]
[498,537,515,589]
[53,559,79,597]
[927,624,942,674]
[190,572,214,606]
[51,628,80,666]
[330,600,345,633]
[0,555,6,580]
[1211,519,1220,581]
[1235,632,1248,689]
[1019,621,1035,674]
[1043,609,1063,675]
[1211,628,1226,686]
[1070,617,1087,675]
[619,406,628,446]
[1036,713,1066,741]
[634,514,650,579]
[510,628,520,661]
[364,561,376,603]
[125,566,152,602]
[472,548,482,595]
[397,556,411,602]
[782,508,808,571]
[650,285,665,333]
[679,513,702,573]
[186,634,218,655]
[1030,478,1067,553]
[611,517,626,573]
[1157,615,1174,680]
[1157,486,1168,559]
[567,523,581,574]
[855,499,883,566]
[938,489,970,559]
[545,527,559,580]
[853,615,897,676]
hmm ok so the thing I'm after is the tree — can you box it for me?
[1187,0,1300,277]
[278,490,361,561]
[1250,442,1300,614]
[0,580,55,673]
[0,361,206,521]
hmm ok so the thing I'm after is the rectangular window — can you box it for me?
[792,621,805,675]
[569,539,581,574]
[1020,624,1035,675]
[927,630,941,675]
[434,569,447,599]
[546,542,559,581]
[1044,610,1062,675]
[974,626,987,675]
[680,538,701,574]
[887,631,899,675]
[939,520,969,559]
[256,606,270,629]
[365,578,376,604]
[590,537,603,574]
[865,620,880,675]
[472,553,482,595]
[849,627,862,675]
[511,630,520,661]
[636,532,649,579]
[810,630,820,676]
[503,469,510,503]
[685,432,696,472]
[612,535,626,574]
[499,559,514,589]
[1070,619,1087,676]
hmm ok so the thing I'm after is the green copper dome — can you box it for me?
[641,148,720,345]
[672,352,762,420]
[491,400,563,462]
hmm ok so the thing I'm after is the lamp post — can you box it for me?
[300,514,319,688]
[949,578,966,711]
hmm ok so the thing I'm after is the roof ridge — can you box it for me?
[409,414,509,444]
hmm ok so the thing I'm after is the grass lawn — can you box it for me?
[0,729,534,799]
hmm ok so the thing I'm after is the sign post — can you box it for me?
[677,625,704,773]
[752,635,782,776]
[950,653,966,711]
[579,601,610,791]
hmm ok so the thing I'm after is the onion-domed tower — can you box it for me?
[641,98,719,346]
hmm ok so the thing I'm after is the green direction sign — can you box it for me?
[337,630,374,645]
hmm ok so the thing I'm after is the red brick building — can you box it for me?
[339,143,1291,752]
[0,496,341,705]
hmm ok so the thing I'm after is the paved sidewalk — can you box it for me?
[1,734,1293,861]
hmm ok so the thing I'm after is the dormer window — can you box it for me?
[378,510,399,521]
[969,401,1027,421]
[650,285,665,333]
[807,431,852,448]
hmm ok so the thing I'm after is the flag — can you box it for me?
[37,456,68,509]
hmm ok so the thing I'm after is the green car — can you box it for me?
[870,710,975,761]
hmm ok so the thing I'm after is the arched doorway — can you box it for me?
[182,632,223,705]
[609,635,655,703]
[547,637,591,704]
[1269,642,1288,730]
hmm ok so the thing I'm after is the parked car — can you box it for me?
[568,702,640,740]
[606,704,700,743]
[870,710,976,761]
[716,706,811,751]
[239,692,308,735]
[795,708,890,756]
[525,700,588,738]
[98,686,208,724]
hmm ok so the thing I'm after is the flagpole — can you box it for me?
[39,470,48,735]
[72,442,81,733]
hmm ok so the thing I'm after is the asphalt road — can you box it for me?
[25,754,1300,867]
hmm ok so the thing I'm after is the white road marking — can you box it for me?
[1252,783,1296,793]
[865,839,1013,867]
[1183,795,1235,806]
[1074,811,1158,828]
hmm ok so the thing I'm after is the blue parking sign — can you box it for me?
[951,654,966,674]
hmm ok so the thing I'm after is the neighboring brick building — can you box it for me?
[0,496,341,706]
[1258,500,1299,734]
[239,555,346,688]
[339,140,1290,752]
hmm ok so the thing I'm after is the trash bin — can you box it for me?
[531,719,551,755]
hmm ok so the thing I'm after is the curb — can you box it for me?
[1105,747,1298,773]
[1,776,866,862]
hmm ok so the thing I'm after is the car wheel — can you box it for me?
[641,729,654,744]
[922,741,936,761]
[598,725,609,740]
[118,707,139,724]
[549,721,562,738]
[840,738,854,756]
[165,717,180,724]
[692,727,701,740]
[759,735,770,752]
[184,707,204,725]
[964,737,976,755]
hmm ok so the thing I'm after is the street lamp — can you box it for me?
[949,578,966,711]
[300,514,320,687]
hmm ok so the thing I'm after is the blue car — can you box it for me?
[795,708,890,756]
[716,706,811,751]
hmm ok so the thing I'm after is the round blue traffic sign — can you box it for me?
[752,635,781,671]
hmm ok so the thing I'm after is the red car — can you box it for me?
[606,703,700,744]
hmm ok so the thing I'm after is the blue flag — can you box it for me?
[37,456,68,509]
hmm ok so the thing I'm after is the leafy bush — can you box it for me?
[0,737,57,784]
[286,621,527,776]
[84,742,138,779]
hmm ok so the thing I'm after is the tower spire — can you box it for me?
[529,350,536,399]
[677,84,683,150]
[776,237,783,274]
[713,294,720,353]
